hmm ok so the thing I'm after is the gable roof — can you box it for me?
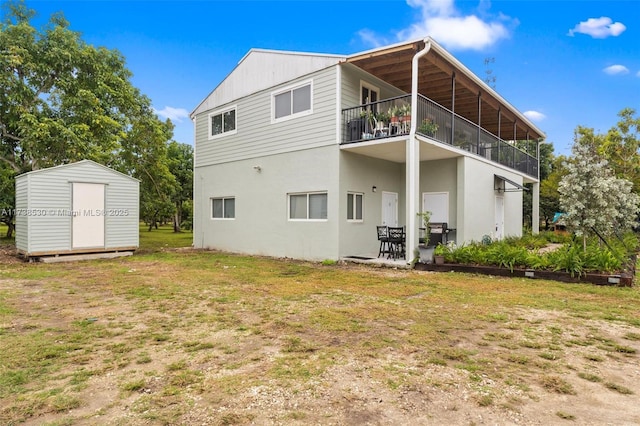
[17,159,139,182]
[191,49,344,118]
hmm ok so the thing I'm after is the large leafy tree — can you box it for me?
[117,114,176,231]
[558,126,640,250]
[0,1,179,235]
[167,141,193,232]
[599,108,640,194]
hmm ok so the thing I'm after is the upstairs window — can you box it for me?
[209,106,237,139]
[273,81,312,122]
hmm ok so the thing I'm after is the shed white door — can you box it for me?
[422,192,449,223]
[72,183,105,249]
[381,192,398,226]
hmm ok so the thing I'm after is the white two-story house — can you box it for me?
[191,37,545,262]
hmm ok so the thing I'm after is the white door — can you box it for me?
[381,192,398,226]
[422,192,449,223]
[494,195,504,240]
[72,183,105,249]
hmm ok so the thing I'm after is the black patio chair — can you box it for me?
[387,227,406,260]
[377,226,390,258]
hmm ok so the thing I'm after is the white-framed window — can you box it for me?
[208,105,237,139]
[347,192,363,221]
[272,80,313,123]
[211,197,235,219]
[288,191,327,220]
[360,81,379,106]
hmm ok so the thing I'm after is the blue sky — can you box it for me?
[24,0,640,156]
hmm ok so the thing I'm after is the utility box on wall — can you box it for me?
[15,160,139,259]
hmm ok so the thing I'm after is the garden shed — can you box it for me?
[15,160,139,259]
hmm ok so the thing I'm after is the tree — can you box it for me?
[167,142,193,232]
[539,155,567,230]
[0,1,177,235]
[600,108,640,194]
[117,113,176,231]
[558,126,640,250]
[523,141,554,228]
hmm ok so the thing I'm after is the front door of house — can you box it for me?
[382,191,398,227]
[494,195,504,240]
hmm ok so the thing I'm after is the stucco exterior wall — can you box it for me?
[194,145,341,260]
[337,151,404,257]
[456,156,523,243]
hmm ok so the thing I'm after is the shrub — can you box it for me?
[547,244,584,277]
[443,233,634,276]
[485,242,529,272]
[583,245,622,273]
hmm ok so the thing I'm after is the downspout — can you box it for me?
[406,39,432,264]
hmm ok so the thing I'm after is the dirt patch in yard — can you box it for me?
[0,252,639,425]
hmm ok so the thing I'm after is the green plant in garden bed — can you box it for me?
[444,232,637,277]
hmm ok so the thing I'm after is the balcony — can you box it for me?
[341,94,539,179]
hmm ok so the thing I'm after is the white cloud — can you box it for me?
[400,15,510,51]
[568,17,626,38]
[154,106,189,122]
[357,29,387,49]
[360,0,514,51]
[523,111,546,122]
[603,65,629,75]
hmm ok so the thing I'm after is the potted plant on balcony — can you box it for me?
[359,109,375,139]
[388,105,400,123]
[418,118,439,137]
[375,110,390,126]
[374,110,390,137]
[399,104,411,133]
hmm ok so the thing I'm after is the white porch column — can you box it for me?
[532,182,540,234]
[406,39,432,263]
[406,137,420,262]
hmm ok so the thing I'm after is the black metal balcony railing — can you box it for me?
[341,94,539,178]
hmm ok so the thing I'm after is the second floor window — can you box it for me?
[273,81,312,122]
[209,107,237,139]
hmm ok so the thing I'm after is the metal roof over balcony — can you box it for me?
[344,38,545,143]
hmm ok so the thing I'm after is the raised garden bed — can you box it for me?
[414,262,634,287]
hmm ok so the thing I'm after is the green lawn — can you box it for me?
[138,223,193,251]
[0,225,639,424]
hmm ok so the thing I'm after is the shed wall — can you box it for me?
[14,175,28,252]
[15,161,139,256]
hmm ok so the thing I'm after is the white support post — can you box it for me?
[532,182,540,234]
[406,39,432,264]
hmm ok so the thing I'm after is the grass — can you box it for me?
[0,225,639,424]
